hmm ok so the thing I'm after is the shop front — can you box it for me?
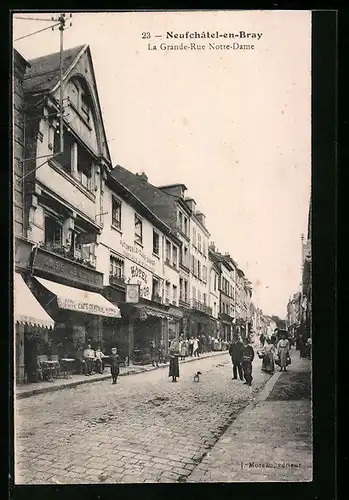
[184,310,214,339]
[25,247,121,379]
[219,313,233,342]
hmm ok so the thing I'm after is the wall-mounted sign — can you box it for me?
[120,239,156,271]
[125,284,140,303]
[34,248,103,288]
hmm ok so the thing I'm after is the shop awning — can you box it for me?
[14,273,55,329]
[132,303,169,319]
[35,277,121,318]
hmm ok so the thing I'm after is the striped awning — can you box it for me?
[14,273,55,329]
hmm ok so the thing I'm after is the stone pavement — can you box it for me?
[16,349,227,399]
[15,350,273,484]
[186,351,312,482]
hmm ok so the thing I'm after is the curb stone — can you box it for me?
[16,351,229,399]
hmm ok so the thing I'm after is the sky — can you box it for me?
[13,10,311,318]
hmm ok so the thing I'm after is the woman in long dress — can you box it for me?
[261,338,275,374]
[168,349,180,382]
[277,333,290,371]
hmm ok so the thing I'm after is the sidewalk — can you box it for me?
[15,350,228,399]
[187,350,312,482]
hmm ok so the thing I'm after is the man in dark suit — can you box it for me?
[229,336,244,381]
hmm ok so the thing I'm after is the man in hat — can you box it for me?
[110,347,121,384]
[242,337,255,386]
[229,335,244,381]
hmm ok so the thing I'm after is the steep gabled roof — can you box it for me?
[23,45,85,95]
[109,165,178,226]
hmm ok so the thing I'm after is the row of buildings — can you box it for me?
[13,44,270,383]
[286,200,312,339]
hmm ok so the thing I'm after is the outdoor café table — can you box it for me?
[60,358,75,378]
[41,360,60,382]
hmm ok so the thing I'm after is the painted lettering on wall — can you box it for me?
[120,239,156,271]
[130,265,148,284]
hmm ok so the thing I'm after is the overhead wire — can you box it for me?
[14,22,60,42]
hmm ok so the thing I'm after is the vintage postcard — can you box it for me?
[12,10,314,485]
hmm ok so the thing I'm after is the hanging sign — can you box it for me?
[125,283,140,303]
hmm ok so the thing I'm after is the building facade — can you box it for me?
[17,45,120,380]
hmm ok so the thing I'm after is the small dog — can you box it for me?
[193,371,202,383]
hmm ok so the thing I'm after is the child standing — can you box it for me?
[110,347,121,384]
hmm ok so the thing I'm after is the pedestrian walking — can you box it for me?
[188,337,194,356]
[242,338,255,386]
[110,347,121,384]
[259,333,266,347]
[193,337,199,357]
[261,338,275,374]
[180,338,187,360]
[229,336,244,380]
[159,340,166,363]
[168,349,180,382]
[150,341,159,367]
[276,332,290,371]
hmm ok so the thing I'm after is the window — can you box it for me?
[152,278,160,299]
[184,217,188,236]
[172,285,177,304]
[172,245,178,267]
[69,82,79,108]
[203,265,207,283]
[203,240,206,256]
[184,280,188,303]
[53,128,74,173]
[178,212,183,231]
[198,233,202,252]
[80,92,90,120]
[165,282,170,304]
[184,246,189,267]
[135,214,143,245]
[203,293,207,305]
[179,278,183,301]
[193,228,197,247]
[192,287,196,300]
[197,261,201,280]
[191,255,195,273]
[44,217,62,247]
[110,255,124,279]
[165,239,171,263]
[153,230,159,255]
[112,197,121,229]
[214,273,217,291]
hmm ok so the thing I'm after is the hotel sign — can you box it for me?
[33,248,103,289]
[120,239,156,271]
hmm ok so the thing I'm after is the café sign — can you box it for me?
[57,297,120,317]
[33,248,103,288]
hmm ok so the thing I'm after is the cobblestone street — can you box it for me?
[15,352,272,484]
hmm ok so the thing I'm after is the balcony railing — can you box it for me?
[190,299,212,316]
[39,242,96,268]
[109,274,126,287]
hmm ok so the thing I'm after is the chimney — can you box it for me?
[196,211,206,227]
[185,197,196,213]
[209,241,215,251]
[224,252,230,258]
[136,171,148,182]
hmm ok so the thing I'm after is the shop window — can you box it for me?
[112,197,122,229]
[44,217,62,247]
[153,230,159,255]
[135,214,143,245]
[172,245,178,268]
[110,255,124,280]
[165,239,171,264]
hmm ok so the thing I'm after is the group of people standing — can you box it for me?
[228,336,255,386]
[258,330,292,373]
